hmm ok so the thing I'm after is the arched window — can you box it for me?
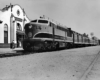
[16,23,22,31]
[4,24,8,43]
[4,24,8,31]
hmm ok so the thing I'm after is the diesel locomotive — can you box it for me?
[22,18,98,51]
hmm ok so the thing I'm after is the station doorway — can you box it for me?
[16,23,24,47]
[16,31,24,47]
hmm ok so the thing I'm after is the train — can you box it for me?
[22,17,99,51]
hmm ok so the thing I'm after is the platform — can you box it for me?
[0,48,23,54]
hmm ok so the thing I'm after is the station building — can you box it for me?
[0,4,30,48]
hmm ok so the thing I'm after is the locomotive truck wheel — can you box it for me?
[44,42,50,51]
[33,42,45,52]
[48,44,52,51]
[56,42,59,50]
[51,43,57,50]
[33,45,40,51]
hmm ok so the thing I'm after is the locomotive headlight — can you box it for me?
[29,25,32,29]
[28,32,32,37]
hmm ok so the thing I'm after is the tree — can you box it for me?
[90,32,94,39]
[90,32,94,37]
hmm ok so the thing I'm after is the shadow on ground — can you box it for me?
[0,47,86,58]
[0,50,34,58]
[0,48,66,58]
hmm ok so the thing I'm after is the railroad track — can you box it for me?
[79,51,100,80]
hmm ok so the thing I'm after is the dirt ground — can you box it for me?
[0,46,100,80]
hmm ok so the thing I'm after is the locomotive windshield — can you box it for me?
[38,20,48,24]
[31,20,37,22]
[31,19,49,24]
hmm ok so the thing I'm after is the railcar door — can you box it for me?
[50,22,55,41]
[53,26,55,41]
[73,32,75,44]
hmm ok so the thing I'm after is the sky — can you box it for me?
[0,0,100,39]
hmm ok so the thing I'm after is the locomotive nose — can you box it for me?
[24,23,34,38]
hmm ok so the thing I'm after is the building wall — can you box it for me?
[0,11,10,43]
[0,4,30,47]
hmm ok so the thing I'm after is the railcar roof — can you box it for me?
[31,19,74,32]
[31,19,48,23]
